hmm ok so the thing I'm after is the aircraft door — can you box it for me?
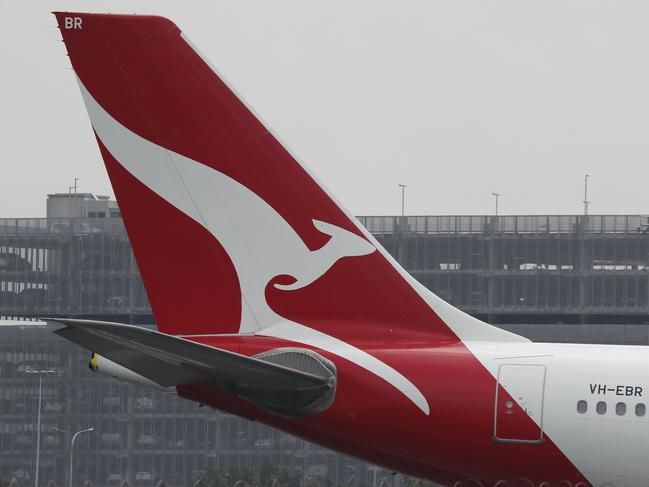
[494,364,546,444]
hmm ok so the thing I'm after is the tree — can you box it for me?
[274,470,301,487]
[197,466,308,487]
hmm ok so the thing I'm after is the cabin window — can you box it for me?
[636,403,646,417]
[576,400,588,414]
[596,401,607,415]
[615,402,627,416]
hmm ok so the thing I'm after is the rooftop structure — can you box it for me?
[46,193,120,219]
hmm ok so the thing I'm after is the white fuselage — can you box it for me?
[471,341,649,485]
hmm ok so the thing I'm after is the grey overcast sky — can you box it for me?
[1,1,649,217]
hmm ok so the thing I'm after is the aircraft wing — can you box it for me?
[47,318,335,417]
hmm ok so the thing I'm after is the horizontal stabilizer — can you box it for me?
[49,318,335,417]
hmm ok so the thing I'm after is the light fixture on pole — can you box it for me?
[69,427,94,487]
[491,193,501,216]
[583,174,590,216]
[398,184,407,217]
[24,368,56,487]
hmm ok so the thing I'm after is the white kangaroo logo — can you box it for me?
[78,78,430,414]
[274,220,376,291]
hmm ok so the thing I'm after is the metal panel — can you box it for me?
[494,364,546,444]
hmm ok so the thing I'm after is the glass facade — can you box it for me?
[362,215,649,322]
[0,218,149,321]
[2,214,649,322]
[2,214,649,487]
[3,215,649,322]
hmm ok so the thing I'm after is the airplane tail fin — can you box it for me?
[54,12,525,344]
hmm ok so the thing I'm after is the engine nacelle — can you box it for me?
[88,353,172,391]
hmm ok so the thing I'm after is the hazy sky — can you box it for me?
[2,1,649,217]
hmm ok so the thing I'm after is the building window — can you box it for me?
[577,400,588,414]
[636,403,646,417]
[615,402,626,416]
[596,401,607,415]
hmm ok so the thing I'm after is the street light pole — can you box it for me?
[583,174,590,216]
[72,178,81,218]
[398,184,407,217]
[491,193,501,216]
[24,369,55,487]
[69,428,94,487]
[36,374,43,487]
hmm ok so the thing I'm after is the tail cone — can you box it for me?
[88,352,98,372]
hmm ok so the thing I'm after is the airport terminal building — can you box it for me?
[2,194,649,486]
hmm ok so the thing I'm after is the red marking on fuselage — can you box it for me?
[181,335,589,486]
